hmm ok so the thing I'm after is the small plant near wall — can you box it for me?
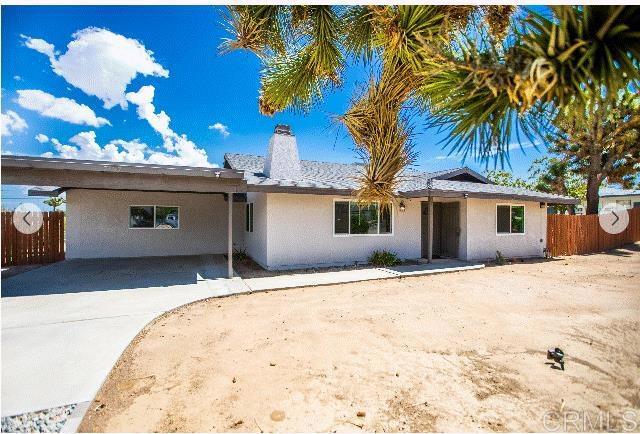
[369,250,402,267]
[233,247,248,262]
[495,250,506,265]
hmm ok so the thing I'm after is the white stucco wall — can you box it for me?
[464,198,547,260]
[243,192,269,268]
[66,188,547,265]
[66,189,244,259]
[253,193,422,270]
[246,193,546,269]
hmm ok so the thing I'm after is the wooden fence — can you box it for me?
[1,211,65,266]
[547,208,640,256]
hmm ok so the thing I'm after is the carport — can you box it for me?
[1,156,247,278]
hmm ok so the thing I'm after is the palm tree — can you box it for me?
[221,6,640,205]
[545,88,639,214]
[43,197,65,211]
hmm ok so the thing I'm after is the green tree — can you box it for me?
[485,170,531,189]
[546,89,640,214]
[529,157,587,214]
[43,197,65,211]
[222,6,640,204]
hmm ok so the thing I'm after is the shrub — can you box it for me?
[369,250,402,266]
[233,247,248,261]
[495,250,506,265]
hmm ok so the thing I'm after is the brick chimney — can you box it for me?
[264,124,302,180]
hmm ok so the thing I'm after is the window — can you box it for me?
[156,207,179,229]
[634,202,640,209]
[497,204,525,234]
[246,203,254,232]
[616,200,632,208]
[130,206,154,228]
[129,206,179,229]
[334,200,392,235]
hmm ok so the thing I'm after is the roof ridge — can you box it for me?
[225,152,465,176]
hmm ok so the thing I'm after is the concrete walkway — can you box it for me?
[243,259,484,292]
[1,256,481,418]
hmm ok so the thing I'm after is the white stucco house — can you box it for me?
[574,188,640,214]
[2,125,578,274]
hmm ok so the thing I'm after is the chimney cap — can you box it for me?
[274,124,293,136]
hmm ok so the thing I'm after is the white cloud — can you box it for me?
[435,155,458,160]
[35,133,49,143]
[126,85,172,139]
[126,85,212,167]
[16,89,110,127]
[42,131,217,168]
[14,75,22,81]
[23,28,169,109]
[507,140,538,152]
[21,35,57,59]
[209,122,230,138]
[1,110,28,137]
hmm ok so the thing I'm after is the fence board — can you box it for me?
[1,211,65,266]
[547,208,640,257]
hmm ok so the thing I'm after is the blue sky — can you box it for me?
[1,6,549,210]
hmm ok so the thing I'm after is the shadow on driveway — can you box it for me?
[1,255,229,297]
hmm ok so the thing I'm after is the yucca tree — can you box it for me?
[221,5,640,205]
[546,88,640,214]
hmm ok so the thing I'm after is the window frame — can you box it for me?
[333,199,394,237]
[496,203,525,236]
[245,202,254,233]
[129,205,180,230]
[616,199,632,208]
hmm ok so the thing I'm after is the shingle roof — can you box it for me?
[599,187,640,197]
[224,153,579,204]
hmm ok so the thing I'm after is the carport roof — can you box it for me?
[2,155,245,179]
[1,155,247,194]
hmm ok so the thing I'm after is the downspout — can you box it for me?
[227,193,233,278]
[427,179,433,264]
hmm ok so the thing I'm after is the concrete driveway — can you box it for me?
[1,255,248,417]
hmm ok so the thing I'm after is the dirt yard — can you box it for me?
[80,245,640,432]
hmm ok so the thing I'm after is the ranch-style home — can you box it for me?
[2,125,578,275]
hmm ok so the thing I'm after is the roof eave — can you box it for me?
[28,187,67,197]
[2,155,246,180]
[402,188,580,204]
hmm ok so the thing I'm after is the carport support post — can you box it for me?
[427,195,433,263]
[227,193,233,278]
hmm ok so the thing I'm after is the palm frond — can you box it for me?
[219,6,288,56]
[340,64,417,205]
[521,6,640,105]
[481,6,516,41]
[342,6,377,62]
[377,6,448,70]
[258,6,344,115]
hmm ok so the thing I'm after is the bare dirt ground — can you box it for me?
[80,245,640,432]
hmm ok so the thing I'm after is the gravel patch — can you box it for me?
[1,404,76,433]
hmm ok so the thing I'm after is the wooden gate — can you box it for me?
[1,211,65,266]
[547,208,640,256]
